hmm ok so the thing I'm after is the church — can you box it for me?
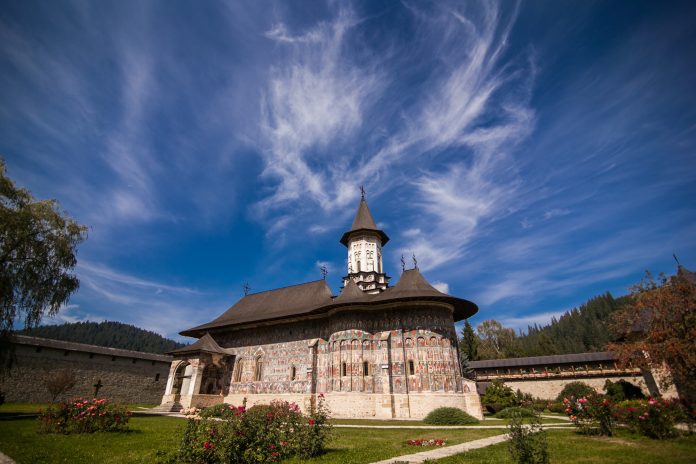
[159,195,483,419]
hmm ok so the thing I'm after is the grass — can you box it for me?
[0,414,503,464]
[0,402,159,420]
[0,416,185,463]
[285,428,504,464]
[427,429,696,464]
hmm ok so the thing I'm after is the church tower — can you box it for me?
[340,190,390,293]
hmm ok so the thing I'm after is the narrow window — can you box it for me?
[363,361,369,376]
[111,356,116,361]
[254,356,263,382]
[63,351,69,356]
[341,362,347,377]
[35,347,42,353]
[290,366,296,381]
[234,360,243,382]
[408,360,415,376]
[132,358,137,364]
[89,353,94,359]
[155,373,160,381]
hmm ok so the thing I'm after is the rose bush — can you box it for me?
[562,394,614,436]
[38,398,130,434]
[174,396,331,463]
[615,397,683,439]
[406,438,446,447]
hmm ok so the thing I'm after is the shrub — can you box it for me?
[496,406,536,418]
[615,397,683,439]
[38,398,130,434]
[546,402,565,414]
[531,401,548,412]
[174,397,331,463]
[199,403,245,419]
[507,410,549,464]
[482,380,518,411]
[423,407,479,425]
[604,380,645,402]
[562,394,614,436]
[556,382,596,402]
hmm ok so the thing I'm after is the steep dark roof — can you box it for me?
[469,351,617,369]
[181,270,478,337]
[333,278,369,304]
[169,333,229,355]
[183,280,334,335]
[340,198,389,246]
[11,335,172,362]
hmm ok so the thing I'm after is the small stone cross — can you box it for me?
[93,379,103,398]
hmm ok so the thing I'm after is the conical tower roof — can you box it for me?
[340,197,389,246]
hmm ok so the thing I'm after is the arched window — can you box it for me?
[341,362,347,377]
[290,366,296,381]
[254,356,263,382]
[408,360,415,376]
[363,361,370,376]
[233,360,243,382]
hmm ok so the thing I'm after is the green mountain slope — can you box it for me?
[17,321,186,354]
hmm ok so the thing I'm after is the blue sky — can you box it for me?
[2,0,695,341]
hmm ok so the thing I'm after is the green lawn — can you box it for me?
[0,414,502,464]
[1,409,691,464]
[427,429,696,464]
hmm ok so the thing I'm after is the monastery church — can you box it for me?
[160,195,483,419]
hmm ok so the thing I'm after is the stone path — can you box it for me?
[369,434,511,464]
[334,423,573,429]
[0,451,16,464]
[368,426,574,464]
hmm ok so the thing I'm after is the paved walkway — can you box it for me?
[334,423,572,429]
[369,425,573,464]
[0,451,15,464]
[370,434,511,464]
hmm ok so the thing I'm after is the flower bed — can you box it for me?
[406,438,447,447]
[174,397,331,463]
[38,398,131,434]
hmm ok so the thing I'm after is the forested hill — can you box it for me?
[463,292,632,360]
[515,293,630,356]
[17,321,186,354]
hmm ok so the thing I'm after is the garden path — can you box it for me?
[0,450,15,464]
[368,426,574,464]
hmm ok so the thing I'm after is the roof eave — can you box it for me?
[340,228,390,246]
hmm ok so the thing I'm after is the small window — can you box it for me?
[363,361,370,376]
[408,360,415,376]
[89,353,94,359]
[254,356,263,382]
[111,356,116,361]
[234,360,243,382]
[290,366,296,381]
[64,351,69,356]
[35,347,42,353]
[341,362,347,377]
[132,359,137,364]
[155,373,160,381]
[151,361,156,366]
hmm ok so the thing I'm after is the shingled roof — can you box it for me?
[469,351,617,369]
[169,333,229,355]
[181,269,478,337]
[340,198,389,246]
[183,280,334,336]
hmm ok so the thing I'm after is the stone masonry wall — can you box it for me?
[1,343,171,404]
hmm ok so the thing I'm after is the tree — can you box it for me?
[0,160,87,370]
[477,319,518,359]
[45,368,77,402]
[607,268,696,408]
[459,320,479,361]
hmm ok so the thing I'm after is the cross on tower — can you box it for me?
[320,264,328,280]
[360,185,365,200]
[242,282,251,296]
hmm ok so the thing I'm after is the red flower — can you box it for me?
[308,419,315,425]
[203,441,214,449]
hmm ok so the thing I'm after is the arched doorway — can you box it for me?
[172,362,193,396]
